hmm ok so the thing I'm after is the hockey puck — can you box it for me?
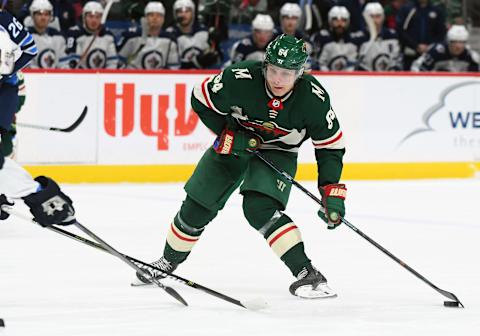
[444,301,460,307]
[0,318,5,327]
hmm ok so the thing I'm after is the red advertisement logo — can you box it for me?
[104,82,199,150]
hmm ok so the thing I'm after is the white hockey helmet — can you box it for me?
[173,0,195,15]
[363,2,384,17]
[252,14,274,31]
[145,1,166,16]
[29,0,53,16]
[83,1,104,17]
[328,6,350,24]
[280,3,302,19]
[447,25,469,42]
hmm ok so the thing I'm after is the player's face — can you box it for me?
[147,12,165,30]
[449,41,466,56]
[330,17,348,34]
[253,30,273,49]
[370,14,384,29]
[33,11,51,30]
[176,8,193,26]
[281,16,299,35]
[265,64,297,97]
[85,12,102,31]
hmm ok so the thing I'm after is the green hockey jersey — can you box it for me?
[191,60,345,186]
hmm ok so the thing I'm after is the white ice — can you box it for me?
[1,179,479,336]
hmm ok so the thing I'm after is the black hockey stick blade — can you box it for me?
[250,150,464,307]
[17,106,87,132]
[44,224,265,310]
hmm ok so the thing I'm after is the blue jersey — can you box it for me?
[0,10,37,85]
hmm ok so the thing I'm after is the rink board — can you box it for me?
[17,69,480,181]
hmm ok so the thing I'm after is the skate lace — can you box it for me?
[152,257,173,273]
[297,267,309,280]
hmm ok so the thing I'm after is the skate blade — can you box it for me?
[130,277,155,287]
[294,284,338,299]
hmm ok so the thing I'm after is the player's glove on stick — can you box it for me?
[23,176,76,227]
[0,194,14,220]
[213,128,260,156]
[318,184,346,229]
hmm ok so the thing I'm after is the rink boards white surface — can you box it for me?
[0,180,479,336]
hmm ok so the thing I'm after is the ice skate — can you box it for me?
[131,256,178,286]
[289,265,337,299]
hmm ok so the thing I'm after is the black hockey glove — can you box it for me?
[213,128,260,156]
[194,50,220,68]
[0,194,14,220]
[22,176,76,227]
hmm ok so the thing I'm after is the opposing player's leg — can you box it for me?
[134,148,250,284]
[241,150,337,298]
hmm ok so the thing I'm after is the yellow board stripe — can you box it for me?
[22,162,480,183]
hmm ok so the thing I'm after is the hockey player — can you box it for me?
[64,1,117,69]
[26,0,67,69]
[357,2,402,71]
[411,25,479,72]
[310,6,365,71]
[118,1,179,69]
[1,9,36,147]
[134,34,347,299]
[227,14,276,66]
[0,10,75,228]
[276,2,313,68]
[166,0,220,69]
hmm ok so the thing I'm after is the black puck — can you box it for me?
[444,301,460,307]
[0,318,5,327]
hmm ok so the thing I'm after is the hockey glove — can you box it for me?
[213,128,260,156]
[318,184,346,229]
[0,194,14,220]
[194,50,220,68]
[23,176,76,227]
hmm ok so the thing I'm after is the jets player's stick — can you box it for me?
[72,220,188,306]
[16,106,87,132]
[358,11,379,69]
[4,208,266,311]
[77,0,118,68]
[250,150,464,308]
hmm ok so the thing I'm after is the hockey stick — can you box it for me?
[4,208,266,310]
[250,150,464,308]
[16,106,87,132]
[72,221,188,306]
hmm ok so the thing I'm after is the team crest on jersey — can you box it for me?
[240,119,290,138]
[328,55,349,71]
[86,48,107,68]
[182,46,202,61]
[142,51,164,69]
[38,49,57,69]
[372,53,391,71]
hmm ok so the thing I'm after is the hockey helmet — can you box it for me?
[145,1,165,16]
[29,0,53,16]
[363,2,384,17]
[252,14,274,31]
[173,0,195,13]
[83,1,104,16]
[447,25,469,42]
[280,3,302,18]
[328,6,350,25]
[264,34,308,71]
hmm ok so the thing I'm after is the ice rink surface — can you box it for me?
[1,179,479,336]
